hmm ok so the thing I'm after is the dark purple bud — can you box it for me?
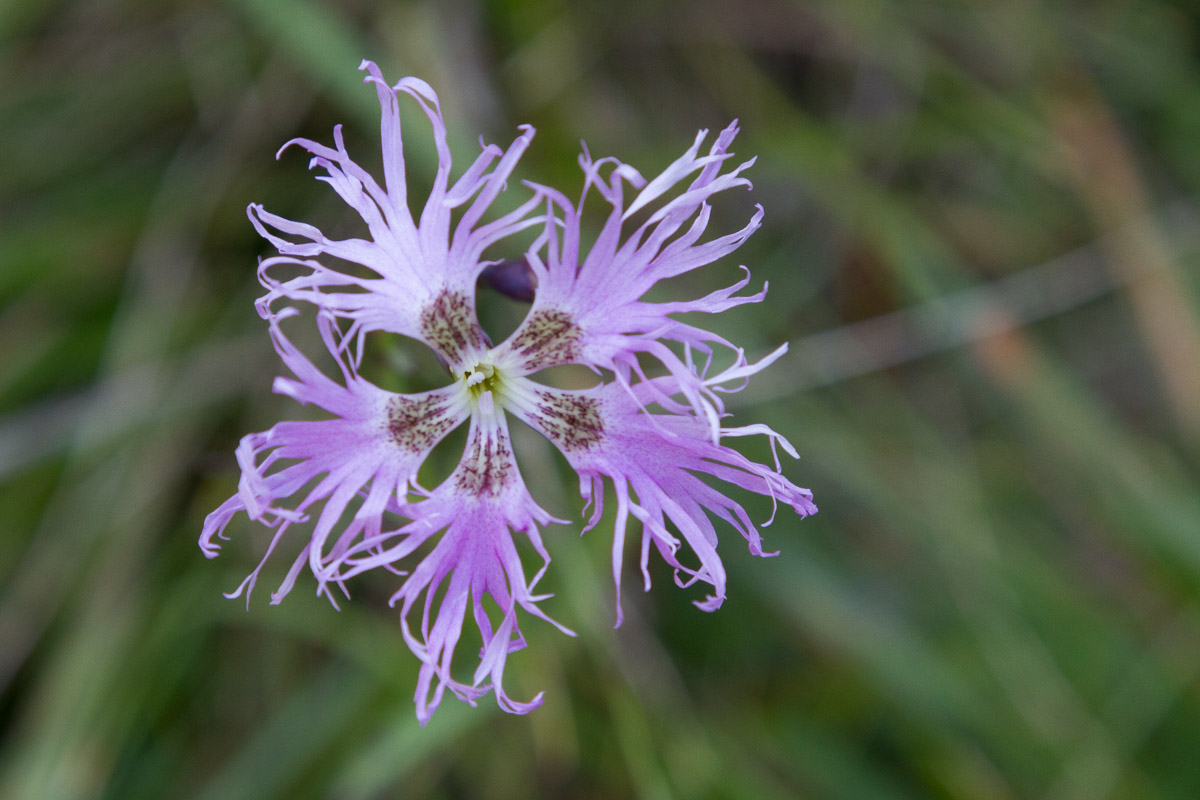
[480,258,537,303]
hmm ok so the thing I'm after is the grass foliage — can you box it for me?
[3,0,1200,797]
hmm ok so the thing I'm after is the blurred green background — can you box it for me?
[4,0,1200,797]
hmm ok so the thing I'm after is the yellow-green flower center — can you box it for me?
[463,360,502,398]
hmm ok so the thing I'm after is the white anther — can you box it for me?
[465,362,495,387]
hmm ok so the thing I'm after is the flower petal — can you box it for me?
[199,310,469,606]
[494,121,760,404]
[251,60,545,371]
[505,376,815,625]
[322,406,572,725]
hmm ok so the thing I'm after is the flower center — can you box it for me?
[462,359,502,398]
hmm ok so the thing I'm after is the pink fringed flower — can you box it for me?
[202,60,816,726]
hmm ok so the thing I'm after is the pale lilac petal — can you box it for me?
[251,60,544,371]
[492,123,764,411]
[323,408,572,726]
[504,376,815,623]
[199,309,469,605]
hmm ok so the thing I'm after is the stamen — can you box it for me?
[465,362,495,387]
